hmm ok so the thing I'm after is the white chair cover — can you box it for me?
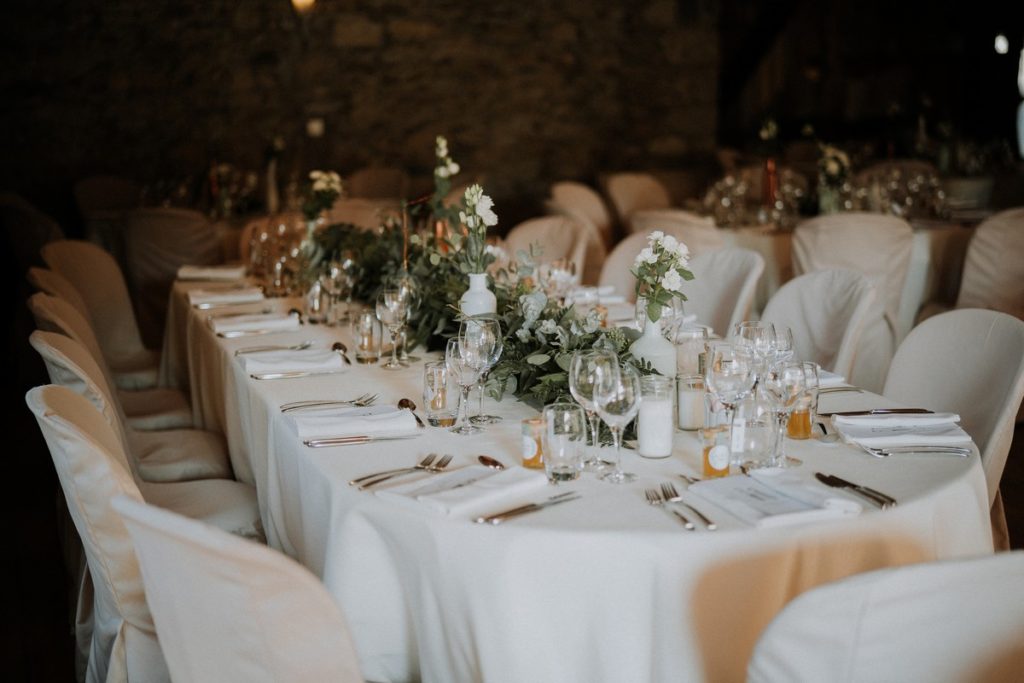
[345,166,409,200]
[504,215,603,284]
[598,232,650,302]
[956,208,1024,318]
[883,309,1024,548]
[546,181,614,247]
[627,210,725,254]
[26,385,169,683]
[748,552,1024,683]
[604,173,671,228]
[792,212,913,392]
[28,292,193,431]
[685,248,765,337]
[761,270,876,379]
[123,208,222,348]
[27,267,91,317]
[41,239,161,389]
[29,330,231,483]
[113,497,364,683]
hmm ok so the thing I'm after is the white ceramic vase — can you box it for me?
[459,273,497,317]
[629,313,676,377]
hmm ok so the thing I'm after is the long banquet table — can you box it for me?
[165,282,993,682]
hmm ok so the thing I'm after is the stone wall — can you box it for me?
[0,0,719,228]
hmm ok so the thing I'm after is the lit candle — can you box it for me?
[676,375,705,431]
[638,376,674,458]
[292,0,315,13]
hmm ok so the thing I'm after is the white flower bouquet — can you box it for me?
[818,144,851,188]
[453,183,498,274]
[303,170,342,220]
[631,231,694,323]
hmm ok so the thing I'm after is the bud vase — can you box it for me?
[629,313,676,376]
[459,273,497,317]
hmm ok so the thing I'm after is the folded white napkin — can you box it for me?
[242,349,344,375]
[832,412,972,447]
[210,312,300,334]
[289,405,418,440]
[178,264,247,281]
[377,466,549,516]
[818,370,847,387]
[690,471,861,528]
[189,287,265,307]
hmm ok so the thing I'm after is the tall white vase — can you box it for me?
[459,273,497,317]
[629,314,676,376]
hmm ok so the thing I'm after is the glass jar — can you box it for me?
[637,375,675,458]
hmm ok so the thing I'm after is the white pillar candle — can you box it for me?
[676,375,705,430]
[638,397,674,457]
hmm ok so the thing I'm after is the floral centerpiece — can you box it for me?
[454,183,499,316]
[817,143,850,214]
[302,170,343,221]
[629,230,693,376]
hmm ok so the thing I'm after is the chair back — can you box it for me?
[504,215,597,280]
[345,166,409,199]
[685,248,765,337]
[25,386,165,683]
[956,208,1024,318]
[883,309,1024,505]
[761,270,875,378]
[42,239,151,364]
[124,207,221,346]
[547,181,614,246]
[27,267,91,319]
[628,210,725,255]
[605,173,671,227]
[598,232,649,301]
[748,552,1024,683]
[113,496,364,683]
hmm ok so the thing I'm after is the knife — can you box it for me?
[818,408,934,417]
[815,472,897,508]
[474,492,580,525]
[251,370,347,380]
[304,433,421,448]
[218,328,292,338]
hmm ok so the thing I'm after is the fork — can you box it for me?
[349,454,435,485]
[856,443,971,459]
[357,454,453,490]
[660,483,717,530]
[281,393,378,412]
[645,488,694,530]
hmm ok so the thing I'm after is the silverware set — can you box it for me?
[856,443,971,458]
[235,340,313,356]
[815,472,897,508]
[474,491,580,525]
[350,454,453,490]
[645,483,717,531]
[252,369,348,380]
[280,393,378,412]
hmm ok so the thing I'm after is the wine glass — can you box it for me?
[389,271,421,363]
[375,289,408,370]
[732,321,776,380]
[445,338,481,435]
[771,325,795,364]
[568,349,617,471]
[592,360,641,484]
[460,316,503,425]
[761,360,807,468]
[704,341,756,457]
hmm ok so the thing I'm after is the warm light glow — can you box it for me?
[995,34,1008,55]
[292,0,315,13]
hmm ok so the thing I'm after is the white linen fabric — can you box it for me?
[28,293,194,431]
[503,215,602,285]
[546,180,614,247]
[112,496,364,683]
[747,552,1024,683]
[832,413,972,448]
[177,264,247,281]
[187,286,265,307]
[792,212,913,391]
[289,405,417,440]
[210,312,301,335]
[761,269,876,378]
[604,172,672,228]
[41,240,161,389]
[29,330,232,483]
[241,349,346,375]
[684,247,765,337]
[628,209,726,255]
[956,207,1024,317]
[377,466,549,516]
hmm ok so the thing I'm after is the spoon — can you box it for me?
[398,398,426,428]
[331,341,352,365]
[478,455,506,470]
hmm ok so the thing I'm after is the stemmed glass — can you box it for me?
[761,360,807,468]
[390,273,420,363]
[592,359,641,484]
[704,341,756,443]
[461,317,503,425]
[445,338,482,435]
[732,321,776,381]
[771,325,795,364]
[568,349,617,471]
[375,289,408,370]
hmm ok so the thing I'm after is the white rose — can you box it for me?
[661,234,678,252]
[436,166,451,179]
[447,161,460,176]
[538,319,558,335]
[476,194,498,226]
[661,269,683,292]
[649,230,665,242]
[516,327,532,343]
[675,243,690,262]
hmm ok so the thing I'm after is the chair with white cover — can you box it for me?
[28,293,193,431]
[29,330,231,483]
[747,552,1024,683]
[761,270,876,379]
[685,248,765,337]
[883,309,1024,550]
[113,496,364,683]
[627,209,725,254]
[27,266,91,315]
[604,172,672,232]
[26,386,263,682]
[41,239,161,390]
[504,215,604,285]
[598,232,649,302]
[346,166,409,200]
[123,207,222,348]
[955,208,1024,318]
[792,212,913,392]
[545,181,615,248]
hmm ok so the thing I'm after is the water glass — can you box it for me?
[352,311,380,364]
[422,361,458,427]
[730,392,777,470]
[787,361,820,439]
[445,338,482,435]
[637,375,675,458]
[542,403,586,483]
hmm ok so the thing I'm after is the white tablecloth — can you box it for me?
[174,293,993,683]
